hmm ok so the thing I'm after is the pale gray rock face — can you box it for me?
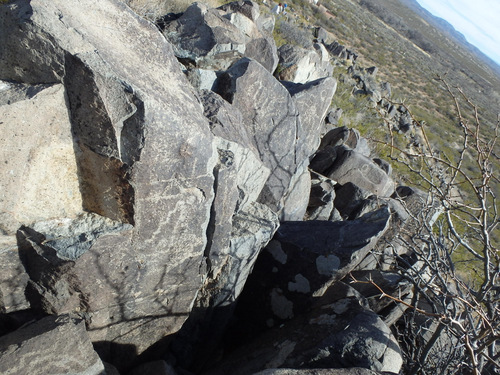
[162,1,278,72]
[216,58,304,213]
[200,90,256,152]
[1,0,217,363]
[280,166,311,221]
[0,315,105,375]
[276,44,334,84]
[0,84,83,234]
[327,147,394,197]
[283,77,337,164]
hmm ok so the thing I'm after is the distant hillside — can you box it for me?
[402,0,500,77]
[314,0,500,142]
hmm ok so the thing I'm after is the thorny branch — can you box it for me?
[360,76,499,374]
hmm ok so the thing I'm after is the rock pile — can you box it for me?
[0,1,445,374]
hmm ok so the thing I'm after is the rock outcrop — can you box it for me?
[161,1,278,73]
[0,1,447,375]
[0,315,105,375]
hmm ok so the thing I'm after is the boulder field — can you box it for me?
[0,1,440,374]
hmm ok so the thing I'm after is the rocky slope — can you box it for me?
[0,1,453,374]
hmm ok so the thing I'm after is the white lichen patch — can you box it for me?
[315,254,340,276]
[267,240,288,264]
[287,273,311,294]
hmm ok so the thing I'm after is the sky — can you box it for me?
[416,0,500,66]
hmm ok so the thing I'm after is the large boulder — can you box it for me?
[305,173,340,221]
[318,126,370,157]
[0,314,106,375]
[216,58,303,213]
[283,77,337,163]
[326,147,394,197]
[276,43,333,84]
[1,0,217,364]
[233,207,391,330]
[162,1,278,72]
[280,76,337,221]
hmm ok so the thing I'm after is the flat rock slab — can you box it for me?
[0,314,105,375]
[232,208,391,331]
[207,282,401,375]
[277,43,333,84]
[0,84,82,234]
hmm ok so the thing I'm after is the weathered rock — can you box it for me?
[319,127,370,157]
[307,173,336,209]
[333,182,372,219]
[0,237,29,314]
[0,84,83,234]
[126,0,170,20]
[185,68,218,91]
[281,167,311,221]
[204,138,272,273]
[1,0,217,365]
[253,369,382,375]
[309,146,338,176]
[327,147,394,197]
[216,58,304,213]
[325,41,357,62]
[276,44,333,84]
[170,201,279,371]
[283,77,337,163]
[315,27,329,44]
[200,90,256,152]
[167,137,275,372]
[305,173,341,221]
[0,80,54,106]
[319,310,402,373]
[326,107,343,125]
[209,282,401,375]
[162,1,278,72]
[232,207,391,331]
[0,314,105,375]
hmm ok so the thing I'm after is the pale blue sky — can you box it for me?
[416,0,500,66]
